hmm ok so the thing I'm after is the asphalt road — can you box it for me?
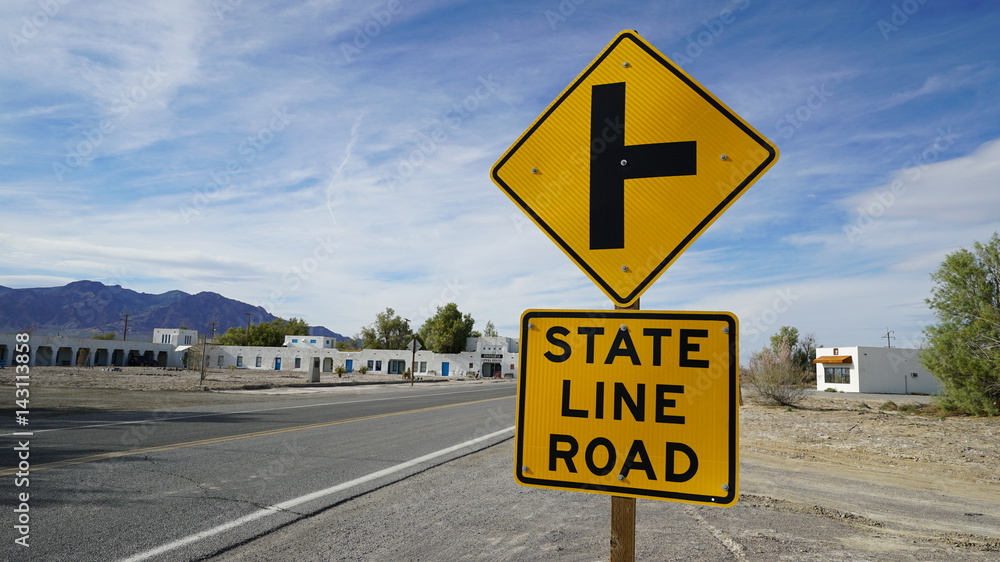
[1,381,516,561]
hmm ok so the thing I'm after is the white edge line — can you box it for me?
[119,425,515,562]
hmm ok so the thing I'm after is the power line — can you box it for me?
[882,328,894,348]
[121,313,131,341]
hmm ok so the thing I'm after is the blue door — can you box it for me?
[346,359,353,373]
[441,362,449,377]
[274,357,281,370]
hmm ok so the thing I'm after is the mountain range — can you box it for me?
[0,280,345,341]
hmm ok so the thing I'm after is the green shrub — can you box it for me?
[879,401,898,411]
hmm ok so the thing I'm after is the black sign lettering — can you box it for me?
[679,329,710,368]
[604,328,641,365]
[544,326,572,362]
[561,379,588,418]
[577,327,604,363]
[549,434,578,472]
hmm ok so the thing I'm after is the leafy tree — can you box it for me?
[335,338,361,351]
[216,317,310,347]
[769,326,816,381]
[922,232,1000,416]
[745,343,809,407]
[418,303,475,354]
[92,332,116,340]
[482,320,498,338]
[359,308,411,349]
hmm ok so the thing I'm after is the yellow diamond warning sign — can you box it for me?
[491,30,778,307]
[514,310,739,506]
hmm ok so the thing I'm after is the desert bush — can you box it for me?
[879,401,898,411]
[358,366,368,374]
[334,365,346,378]
[744,343,809,407]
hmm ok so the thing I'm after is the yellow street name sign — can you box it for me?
[515,310,739,506]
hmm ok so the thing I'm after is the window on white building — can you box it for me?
[256,356,262,367]
[824,367,850,384]
[236,355,244,367]
[294,357,301,369]
[217,356,224,367]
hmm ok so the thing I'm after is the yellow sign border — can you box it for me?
[514,309,739,506]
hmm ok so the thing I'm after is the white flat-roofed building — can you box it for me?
[153,328,198,346]
[814,346,940,395]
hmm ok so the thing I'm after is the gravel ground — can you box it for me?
[10,367,1000,560]
[16,366,457,415]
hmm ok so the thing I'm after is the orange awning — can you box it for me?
[814,355,852,364]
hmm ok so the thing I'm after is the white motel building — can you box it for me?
[813,346,941,395]
[0,330,519,379]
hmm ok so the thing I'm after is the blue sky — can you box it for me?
[2,0,998,355]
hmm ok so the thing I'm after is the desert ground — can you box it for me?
[10,366,1000,558]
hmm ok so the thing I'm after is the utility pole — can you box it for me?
[244,313,254,346]
[121,313,131,341]
[200,321,218,385]
[882,328,894,348]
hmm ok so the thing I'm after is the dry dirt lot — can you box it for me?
[18,365,441,413]
[11,367,1000,558]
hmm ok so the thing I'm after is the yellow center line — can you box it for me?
[2,396,510,476]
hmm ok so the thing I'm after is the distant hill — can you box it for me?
[0,280,345,341]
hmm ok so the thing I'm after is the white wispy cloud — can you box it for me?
[1,0,998,353]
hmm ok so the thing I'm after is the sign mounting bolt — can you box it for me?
[622,61,630,68]
[531,167,539,174]
[620,265,628,272]
[620,159,628,166]
[620,324,628,332]
[720,154,729,161]
[527,323,535,330]
[522,466,529,473]
[618,474,625,481]
[723,327,729,333]
[722,484,730,491]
